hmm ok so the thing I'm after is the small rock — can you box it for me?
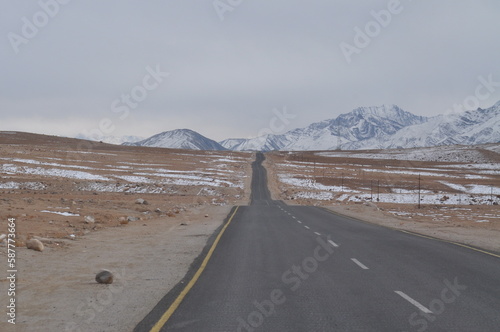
[155,208,162,213]
[180,223,187,226]
[69,234,76,240]
[84,216,95,224]
[26,239,44,252]
[95,270,113,284]
[127,216,138,222]
[205,214,209,218]
[135,198,148,205]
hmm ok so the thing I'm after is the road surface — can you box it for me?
[136,153,500,331]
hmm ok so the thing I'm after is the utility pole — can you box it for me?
[418,174,421,209]
[370,180,373,201]
[491,185,494,205]
[377,180,380,202]
[341,173,344,192]
[313,161,316,183]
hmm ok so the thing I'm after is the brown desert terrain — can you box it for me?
[0,132,498,331]
[0,132,253,331]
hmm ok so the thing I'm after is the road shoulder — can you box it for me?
[321,203,500,255]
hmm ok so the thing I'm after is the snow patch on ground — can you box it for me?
[0,164,110,181]
[278,175,354,192]
[0,181,47,190]
[41,210,80,217]
[294,191,334,200]
[440,181,500,194]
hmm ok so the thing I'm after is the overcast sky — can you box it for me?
[1,0,500,142]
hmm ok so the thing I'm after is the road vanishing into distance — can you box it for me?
[136,153,500,332]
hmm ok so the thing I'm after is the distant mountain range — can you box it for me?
[121,101,500,151]
[75,134,145,145]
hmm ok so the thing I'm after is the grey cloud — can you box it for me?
[1,0,499,141]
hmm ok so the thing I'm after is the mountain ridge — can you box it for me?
[123,128,226,151]
[122,103,500,151]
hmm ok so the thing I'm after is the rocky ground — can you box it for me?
[0,132,253,247]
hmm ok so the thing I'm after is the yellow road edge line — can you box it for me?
[149,206,240,332]
[399,230,500,259]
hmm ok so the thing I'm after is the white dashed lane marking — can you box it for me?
[395,291,433,314]
[328,240,339,248]
[351,258,369,270]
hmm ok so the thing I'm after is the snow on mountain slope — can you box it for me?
[220,135,292,151]
[120,102,499,152]
[76,134,145,145]
[123,129,226,151]
[342,103,500,150]
[221,105,429,151]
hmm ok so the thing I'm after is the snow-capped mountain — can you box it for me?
[222,105,429,151]
[220,134,292,152]
[342,102,500,150]
[121,102,500,151]
[76,134,145,145]
[123,129,226,151]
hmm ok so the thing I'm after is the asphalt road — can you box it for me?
[136,153,500,332]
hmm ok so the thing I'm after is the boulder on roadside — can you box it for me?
[84,216,95,224]
[127,216,138,222]
[95,270,113,284]
[135,198,148,205]
[26,238,44,252]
